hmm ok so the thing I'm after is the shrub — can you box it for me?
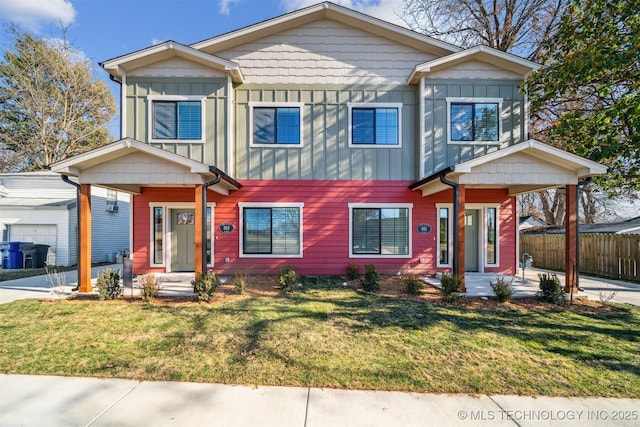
[360,264,380,293]
[96,268,122,300]
[403,273,424,295]
[191,271,221,302]
[277,265,298,293]
[537,272,565,304]
[440,272,462,302]
[139,273,161,302]
[490,276,514,302]
[233,271,247,295]
[346,263,360,280]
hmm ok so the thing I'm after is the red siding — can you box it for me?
[131,181,516,276]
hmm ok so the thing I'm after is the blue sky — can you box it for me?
[0,0,406,135]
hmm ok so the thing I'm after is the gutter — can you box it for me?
[201,168,221,273]
[61,175,81,291]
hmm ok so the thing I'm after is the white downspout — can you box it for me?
[227,75,235,176]
[419,76,425,178]
[118,66,127,140]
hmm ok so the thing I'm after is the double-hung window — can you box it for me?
[240,203,303,257]
[350,203,411,257]
[447,97,502,144]
[348,103,402,147]
[149,96,204,142]
[250,102,303,146]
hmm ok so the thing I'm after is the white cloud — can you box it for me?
[219,0,240,16]
[280,0,407,27]
[0,0,76,29]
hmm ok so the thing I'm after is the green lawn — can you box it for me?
[0,278,638,397]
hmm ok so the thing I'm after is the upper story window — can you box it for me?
[447,97,502,144]
[249,102,303,146]
[149,96,205,143]
[348,103,402,147]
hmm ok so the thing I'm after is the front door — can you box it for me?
[171,209,195,272]
[465,210,480,272]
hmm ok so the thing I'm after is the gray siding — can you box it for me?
[125,77,228,166]
[421,79,525,177]
[234,85,418,181]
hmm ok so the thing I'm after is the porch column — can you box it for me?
[565,184,578,292]
[78,184,92,292]
[194,184,204,277]
[457,184,466,293]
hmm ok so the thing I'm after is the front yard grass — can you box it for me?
[0,276,638,397]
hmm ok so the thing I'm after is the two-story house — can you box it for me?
[51,2,606,292]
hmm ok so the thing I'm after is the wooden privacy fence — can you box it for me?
[520,233,640,282]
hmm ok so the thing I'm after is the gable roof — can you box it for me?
[101,41,244,83]
[408,45,540,84]
[191,2,459,57]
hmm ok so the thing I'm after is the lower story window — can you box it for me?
[241,203,303,256]
[438,207,450,265]
[350,204,411,256]
[486,207,497,265]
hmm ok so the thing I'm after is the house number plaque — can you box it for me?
[219,223,234,233]
[417,224,432,234]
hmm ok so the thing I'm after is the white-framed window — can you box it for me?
[348,103,402,147]
[239,202,304,258]
[249,102,304,146]
[349,203,412,258]
[149,203,214,267]
[436,204,453,267]
[485,206,499,266]
[148,95,205,143]
[446,97,502,144]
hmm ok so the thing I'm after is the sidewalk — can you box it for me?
[0,374,638,427]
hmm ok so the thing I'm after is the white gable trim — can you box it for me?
[408,45,540,84]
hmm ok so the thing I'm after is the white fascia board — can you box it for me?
[101,41,244,83]
[408,45,541,84]
[191,2,459,56]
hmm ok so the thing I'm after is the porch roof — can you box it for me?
[49,138,242,196]
[409,139,608,196]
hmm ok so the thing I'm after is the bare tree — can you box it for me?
[0,28,116,172]
[400,0,567,59]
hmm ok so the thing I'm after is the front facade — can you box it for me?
[51,3,606,291]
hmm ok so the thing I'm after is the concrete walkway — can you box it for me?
[0,374,638,427]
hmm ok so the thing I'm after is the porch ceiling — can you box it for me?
[49,138,241,195]
[410,139,608,196]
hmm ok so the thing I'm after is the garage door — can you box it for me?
[10,225,57,250]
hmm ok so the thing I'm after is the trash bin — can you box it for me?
[0,243,8,269]
[21,243,50,269]
[8,242,28,269]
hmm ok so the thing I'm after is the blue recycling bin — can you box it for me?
[0,243,8,269]
[7,242,28,269]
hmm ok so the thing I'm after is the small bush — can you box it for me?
[490,276,514,302]
[277,265,298,293]
[440,272,462,302]
[191,271,221,302]
[537,272,565,304]
[403,273,424,295]
[346,263,360,280]
[233,271,247,295]
[360,264,380,293]
[96,268,122,300]
[139,273,161,302]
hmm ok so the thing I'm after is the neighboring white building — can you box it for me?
[0,172,130,267]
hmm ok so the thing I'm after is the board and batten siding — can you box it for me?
[215,19,437,86]
[234,85,418,181]
[124,77,229,166]
[421,79,526,177]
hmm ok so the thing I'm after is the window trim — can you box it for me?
[446,97,502,145]
[148,95,206,144]
[436,204,453,268]
[239,202,304,258]
[248,102,304,148]
[348,203,412,258]
[347,103,403,148]
[149,202,215,269]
